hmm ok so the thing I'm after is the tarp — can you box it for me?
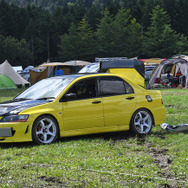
[161,123,188,132]
[0,74,17,89]
[0,60,30,86]
[30,67,48,85]
[39,62,66,67]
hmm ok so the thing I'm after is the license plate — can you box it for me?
[0,128,13,137]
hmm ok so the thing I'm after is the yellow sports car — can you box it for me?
[0,73,165,144]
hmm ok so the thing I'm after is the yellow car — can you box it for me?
[0,73,165,144]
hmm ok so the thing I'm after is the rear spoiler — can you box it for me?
[99,59,145,78]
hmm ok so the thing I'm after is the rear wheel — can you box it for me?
[130,109,153,136]
[32,115,59,145]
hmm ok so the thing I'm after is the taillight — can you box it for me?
[155,78,160,83]
[161,99,163,105]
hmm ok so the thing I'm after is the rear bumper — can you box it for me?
[153,106,166,126]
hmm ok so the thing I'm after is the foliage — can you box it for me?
[58,18,96,61]
[95,9,114,57]
[58,23,80,60]
[0,88,188,187]
[1,0,188,65]
[0,35,32,67]
[143,5,180,58]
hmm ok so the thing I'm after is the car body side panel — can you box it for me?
[62,98,104,131]
[132,88,166,126]
[107,68,145,88]
[101,94,136,127]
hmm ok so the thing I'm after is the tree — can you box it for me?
[24,6,53,65]
[111,8,132,57]
[58,18,96,61]
[176,34,188,55]
[95,9,114,57]
[96,8,142,58]
[76,18,96,60]
[58,23,80,60]
[0,35,32,67]
[143,5,179,58]
[126,18,143,57]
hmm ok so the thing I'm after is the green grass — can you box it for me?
[0,88,188,187]
[0,88,25,103]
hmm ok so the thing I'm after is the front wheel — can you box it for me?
[130,109,153,136]
[32,115,59,145]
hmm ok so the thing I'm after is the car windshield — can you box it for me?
[15,77,75,100]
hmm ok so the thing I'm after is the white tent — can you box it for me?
[39,60,91,67]
[0,60,30,86]
[63,60,91,66]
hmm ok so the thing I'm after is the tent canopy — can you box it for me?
[147,58,188,88]
[40,60,90,67]
[0,60,30,86]
[144,58,165,64]
[0,74,17,89]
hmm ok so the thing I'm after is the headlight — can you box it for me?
[0,115,29,122]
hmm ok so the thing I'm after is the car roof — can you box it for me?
[51,73,112,79]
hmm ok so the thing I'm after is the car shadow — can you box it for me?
[0,141,35,149]
[0,131,154,149]
[59,130,135,143]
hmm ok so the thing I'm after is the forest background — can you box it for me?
[1,0,188,67]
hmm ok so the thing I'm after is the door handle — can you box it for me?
[92,101,101,104]
[126,97,134,100]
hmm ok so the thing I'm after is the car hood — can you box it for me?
[0,99,50,116]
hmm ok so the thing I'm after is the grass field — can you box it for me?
[0,88,188,187]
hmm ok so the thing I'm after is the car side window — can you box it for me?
[99,76,134,96]
[66,78,97,100]
[124,81,134,94]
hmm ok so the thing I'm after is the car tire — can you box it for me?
[32,115,59,145]
[130,109,153,136]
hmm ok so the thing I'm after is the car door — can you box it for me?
[62,77,104,131]
[99,76,136,127]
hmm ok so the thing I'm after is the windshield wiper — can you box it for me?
[13,98,30,101]
[37,97,55,100]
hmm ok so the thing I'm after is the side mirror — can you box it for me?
[60,93,77,102]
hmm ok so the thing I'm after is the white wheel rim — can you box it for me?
[134,111,152,134]
[36,118,56,144]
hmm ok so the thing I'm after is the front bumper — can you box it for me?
[0,122,32,142]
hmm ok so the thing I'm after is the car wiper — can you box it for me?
[13,98,30,101]
[36,97,55,100]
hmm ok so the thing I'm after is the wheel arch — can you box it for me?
[129,107,155,129]
[32,113,60,137]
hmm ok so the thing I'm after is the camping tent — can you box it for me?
[0,60,30,86]
[0,74,17,89]
[147,58,188,89]
[29,60,91,85]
